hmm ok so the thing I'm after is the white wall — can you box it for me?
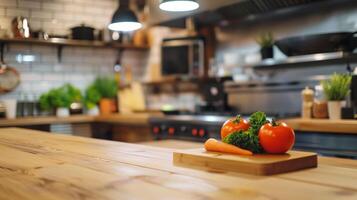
[0,0,148,100]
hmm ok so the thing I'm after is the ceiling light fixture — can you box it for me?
[159,0,199,12]
[108,0,142,32]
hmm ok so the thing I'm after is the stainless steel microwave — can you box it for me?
[161,36,205,77]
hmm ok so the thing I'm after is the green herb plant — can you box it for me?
[93,77,118,99]
[84,84,101,109]
[256,32,274,48]
[223,111,269,153]
[321,73,352,101]
[39,84,82,111]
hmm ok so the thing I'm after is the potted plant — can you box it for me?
[39,92,54,116]
[65,84,83,115]
[84,84,101,116]
[39,84,82,117]
[256,32,274,59]
[321,73,352,120]
[51,86,72,117]
[93,77,118,115]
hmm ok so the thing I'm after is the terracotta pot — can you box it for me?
[99,98,117,115]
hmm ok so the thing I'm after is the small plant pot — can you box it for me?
[87,105,99,116]
[260,46,274,59]
[327,101,342,120]
[99,98,116,115]
[56,107,70,117]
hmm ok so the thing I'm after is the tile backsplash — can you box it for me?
[0,0,148,100]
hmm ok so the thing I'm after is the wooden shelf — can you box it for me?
[243,52,357,70]
[0,37,149,62]
[0,37,149,50]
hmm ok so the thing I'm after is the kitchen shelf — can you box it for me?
[0,37,149,62]
[244,52,357,70]
[0,37,149,50]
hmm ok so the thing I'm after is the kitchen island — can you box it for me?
[0,128,356,200]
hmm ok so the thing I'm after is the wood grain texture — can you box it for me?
[173,148,317,175]
[0,128,357,200]
[281,118,357,134]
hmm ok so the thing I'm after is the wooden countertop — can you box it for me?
[0,128,357,200]
[0,115,96,127]
[282,118,357,134]
[0,113,161,127]
[2,114,357,134]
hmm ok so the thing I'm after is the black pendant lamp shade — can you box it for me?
[159,0,199,12]
[108,0,142,32]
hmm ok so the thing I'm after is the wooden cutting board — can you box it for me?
[173,148,317,175]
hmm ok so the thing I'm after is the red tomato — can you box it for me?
[258,122,295,154]
[221,116,250,140]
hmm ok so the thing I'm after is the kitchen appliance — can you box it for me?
[149,115,228,142]
[161,36,205,78]
[197,77,233,114]
[69,102,83,115]
[2,99,17,119]
[275,32,357,56]
[71,24,95,40]
[0,101,5,118]
[11,16,31,38]
[351,74,357,118]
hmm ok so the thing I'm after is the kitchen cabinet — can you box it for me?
[0,127,356,200]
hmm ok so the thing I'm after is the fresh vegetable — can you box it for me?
[223,111,268,153]
[258,121,295,154]
[204,138,253,156]
[220,115,250,139]
[248,111,269,132]
[223,130,263,153]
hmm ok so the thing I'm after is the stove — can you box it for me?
[149,115,230,142]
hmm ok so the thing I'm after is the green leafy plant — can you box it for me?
[64,83,82,102]
[321,73,352,101]
[39,84,83,110]
[93,77,118,99]
[84,84,101,109]
[256,32,274,47]
[39,93,52,111]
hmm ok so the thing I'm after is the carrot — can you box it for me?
[204,138,253,156]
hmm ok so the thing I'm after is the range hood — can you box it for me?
[152,0,357,28]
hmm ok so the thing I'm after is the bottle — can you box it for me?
[301,86,314,119]
[312,85,328,118]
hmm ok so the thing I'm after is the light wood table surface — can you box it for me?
[0,128,357,200]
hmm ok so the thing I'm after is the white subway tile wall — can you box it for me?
[0,0,148,100]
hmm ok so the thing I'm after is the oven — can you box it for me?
[149,115,227,142]
[161,36,205,78]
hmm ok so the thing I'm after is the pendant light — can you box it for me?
[108,0,142,32]
[159,0,199,12]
